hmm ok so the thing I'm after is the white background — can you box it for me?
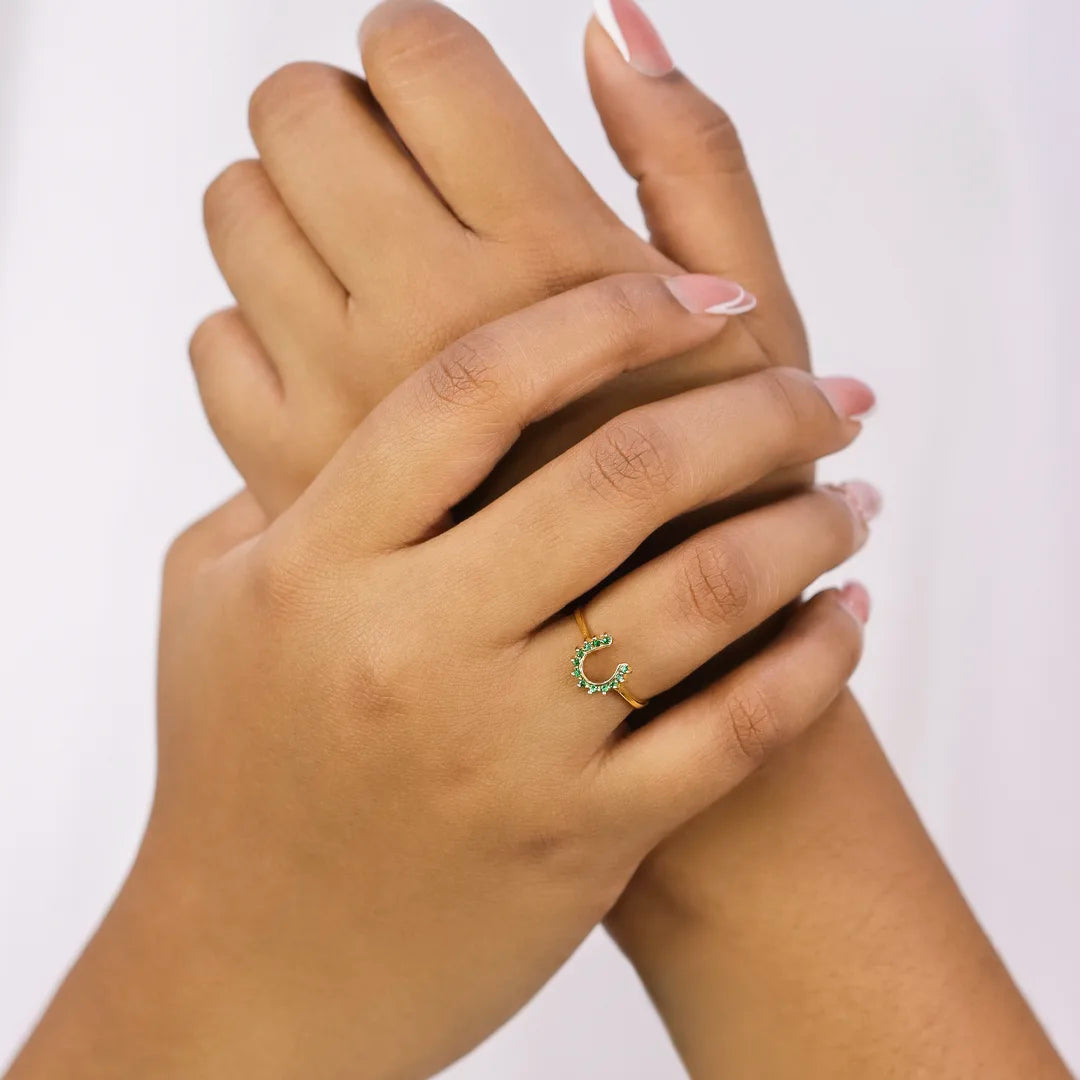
[1,0,1077,1074]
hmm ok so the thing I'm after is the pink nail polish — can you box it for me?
[665,274,757,316]
[833,480,883,527]
[594,0,675,77]
[837,582,872,625]
[815,376,876,420]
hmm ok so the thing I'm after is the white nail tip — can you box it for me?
[705,289,758,316]
[593,0,631,63]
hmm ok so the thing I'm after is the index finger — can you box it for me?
[293,273,753,556]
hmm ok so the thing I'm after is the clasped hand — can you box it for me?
[154,272,872,1078]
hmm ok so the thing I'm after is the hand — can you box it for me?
[143,277,867,1079]
[193,0,810,520]
[174,6,1072,1078]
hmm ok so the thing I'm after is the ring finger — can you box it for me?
[525,480,879,729]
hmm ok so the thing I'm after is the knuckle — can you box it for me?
[583,414,680,505]
[573,275,656,357]
[591,274,644,324]
[722,683,784,766]
[758,366,815,441]
[678,537,755,630]
[161,519,227,598]
[161,527,199,590]
[187,310,234,372]
[344,624,415,721]
[362,2,480,81]
[245,533,325,621]
[248,61,340,140]
[693,104,749,176]
[424,332,513,415]
[202,159,265,240]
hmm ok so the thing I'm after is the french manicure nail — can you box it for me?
[815,376,877,420]
[837,581,872,625]
[665,274,757,315]
[594,0,675,77]
[832,480,883,528]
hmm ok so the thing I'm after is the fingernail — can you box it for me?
[665,274,757,316]
[837,581,872,626]
[593,0,675,77]
[831,480,883,529]
[815,376,876,420]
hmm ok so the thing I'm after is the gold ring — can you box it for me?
[570,609,649,710]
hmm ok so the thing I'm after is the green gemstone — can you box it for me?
[573,632,634,700]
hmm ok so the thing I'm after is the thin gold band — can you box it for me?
[573,609,649,710]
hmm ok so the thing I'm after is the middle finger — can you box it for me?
[457,366,865,633]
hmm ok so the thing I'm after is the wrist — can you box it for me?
[8,824,304,1080]
[605,819,726,967]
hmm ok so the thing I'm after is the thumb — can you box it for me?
[586,1,804,359]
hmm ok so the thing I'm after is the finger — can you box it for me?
[601,584,870,840]
[360,0,615,239]
[248,61,461,289]
[189,309,295,515]
[465,368,871,629]
[298,273,753,554]
[163,491,269,595]
[529,482,877,722]
[586,3,803,354]
[202,159,347,383]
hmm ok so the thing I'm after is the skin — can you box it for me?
[181,1,1070,1077]
[191,9,806,519]
[8,275,872,1080]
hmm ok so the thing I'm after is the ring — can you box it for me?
[571,609,649,710]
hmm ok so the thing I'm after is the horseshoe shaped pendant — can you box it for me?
[570,609,649,709]
[571,632,632,697]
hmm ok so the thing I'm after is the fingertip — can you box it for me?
[836,581,872,627]
[359,0,443,49]
[834,481,884,528]
[815,376,877,421]
[664,274,757,316]
[589,0,675,78]
[584,16,631,95]
[588,4,630,65]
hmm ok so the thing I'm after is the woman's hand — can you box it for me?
[157,6,1073,1078]
[79,275,870,1080]
[193,0,808,519]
